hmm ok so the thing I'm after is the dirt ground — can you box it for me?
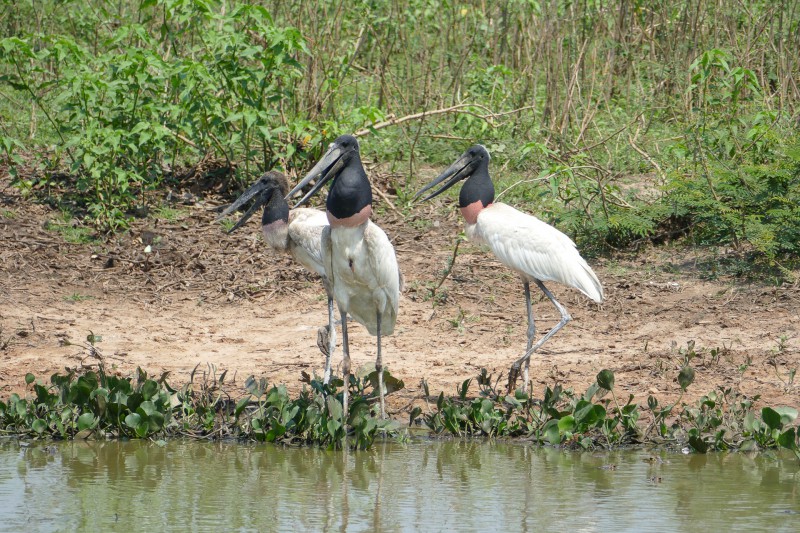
[1,170,799,417]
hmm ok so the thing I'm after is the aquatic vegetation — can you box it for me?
[2,362,796,455]
[421,368,800,457]
[420,368,641,448]
[0,365,402,450]
[235,371,403,450]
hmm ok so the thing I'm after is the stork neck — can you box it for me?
[458,164,494,211]
[261,191,290,226]
[327,205,372,228]
[460,201,488,225]
[326,155,373,220]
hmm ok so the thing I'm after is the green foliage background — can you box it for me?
[1,0,799,271]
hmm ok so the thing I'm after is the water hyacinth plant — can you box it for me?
[0,364,403,450]
[419,368,799,457]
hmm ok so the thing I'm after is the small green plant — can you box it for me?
[447,307,468,333]
[218,218,237,233]
[152,206,188,221]
[63,293,93,302]
[44,210,95,244]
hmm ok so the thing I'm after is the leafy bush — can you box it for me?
[667,142,800,261]
[1,3,312,230]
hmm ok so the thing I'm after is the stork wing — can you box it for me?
[287,208,329,277]
[364,221,401,317]
[478,203,604,302]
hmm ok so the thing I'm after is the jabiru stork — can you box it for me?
[415,145,603,392]
[220,171,338,383]
[287,135,400,420]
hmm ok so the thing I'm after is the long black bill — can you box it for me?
[285,143,347,208]
[218,179,275,234]
[414,151,475,203]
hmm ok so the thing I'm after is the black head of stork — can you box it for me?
[286,134,372,221]
[414,144,494,209]
[219,171,290,233]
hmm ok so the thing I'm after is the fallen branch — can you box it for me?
[164,126,199,149]
[372,185,402,216]
[628,131,666,183]
[561,112,644,158]
[431,234,463,296]
[354,104,536,137]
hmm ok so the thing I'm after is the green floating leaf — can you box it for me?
[574,401,606,427]
[141,379,159,400]
[124,412,142,429]
[776,428,797,451]
[326,419,341,437]
[543,419,561,445]
[596,369,615,391]
[326,396,343,421]
[459,378,471,400]
[77,412,96,431]
[773,406,798,426]
[234,397,250,418]
[137,401,157,417]
[15,399,27,416]
[689,435,709,453]
[558,415,576,433]
[25,373,35,385]
[761,407,782,431]
[148,411,165,432]
[743,411,757,433]
[135,421,149,438]
[32,418,47,434]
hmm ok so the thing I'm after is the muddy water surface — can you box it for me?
[0,439,797,532]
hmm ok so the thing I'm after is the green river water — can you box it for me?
[0,439,797,532]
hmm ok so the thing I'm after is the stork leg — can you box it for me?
[376,311,386,419]
[340,306,351,423]
[507,281,536,393]
[508,280,571,393]
[323,296,336,384]
[521,281,536,392]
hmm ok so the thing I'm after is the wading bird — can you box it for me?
[287,135,400,420]
[220,171,338,383]
[415,145,603,392]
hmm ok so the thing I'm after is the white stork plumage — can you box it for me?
[219,171,338,382]
[415,145,603,392]
[287,135,400,420]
